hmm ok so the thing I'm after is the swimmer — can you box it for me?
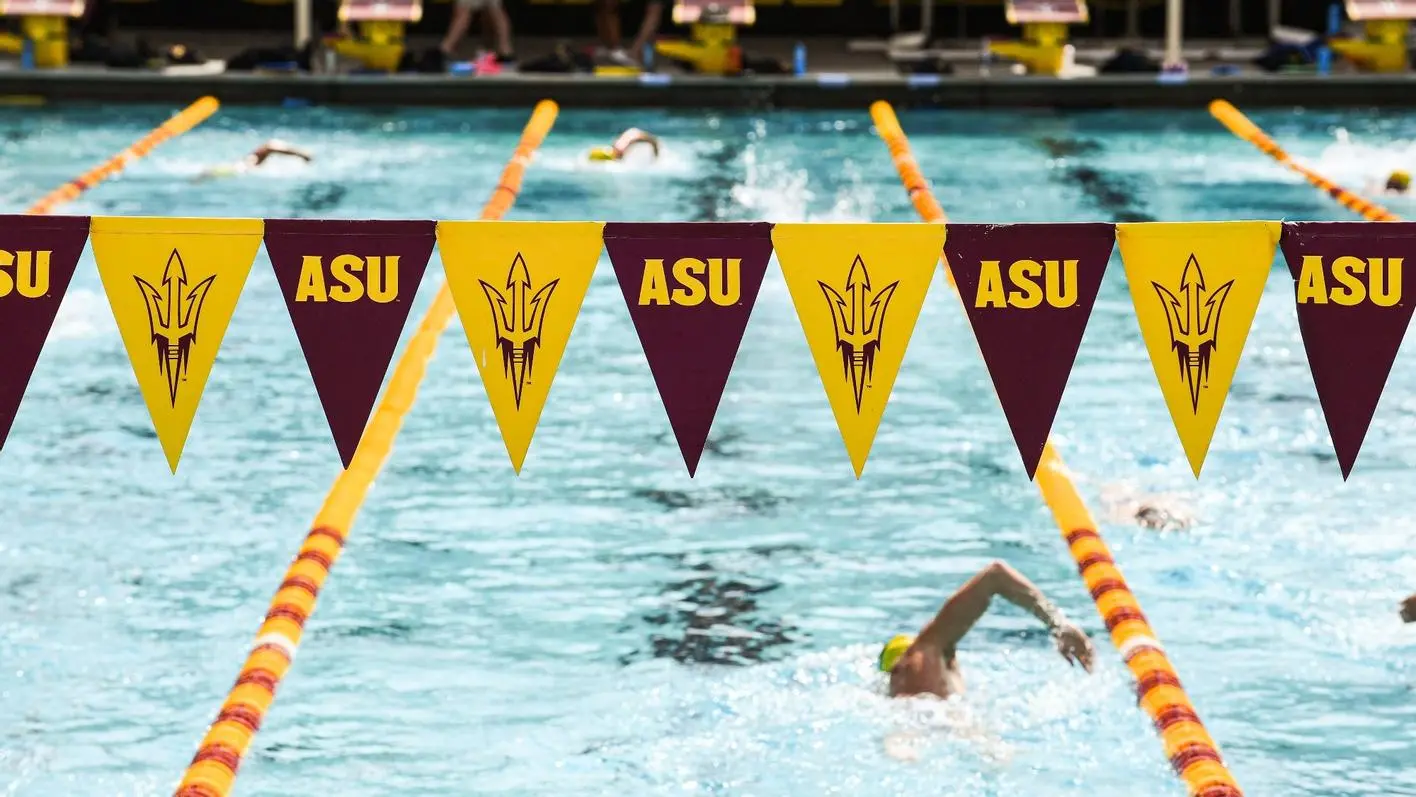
[1384,170,1409,195]
[879,560,1095,699]
[195,139,312,181]
[588,127,661,162]
[1401,593,1416,623]
[1100,483,1193,531]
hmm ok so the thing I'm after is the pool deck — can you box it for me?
[2,33,1415,109]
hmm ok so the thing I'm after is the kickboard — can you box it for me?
[672,0,756,26]
[1345,0,1416,20]
[0,0,85,16]
[1005,0,1088,24]
[339,0,423,22]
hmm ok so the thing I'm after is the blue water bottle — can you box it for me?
[1317,2,1340,75]
[643,43,654,70]
[20,37,34,70]
[793,42,806,76]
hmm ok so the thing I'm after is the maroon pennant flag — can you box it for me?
[604,222,773,476]
[945,223,1114,478]
[0,215,89,452]
[264,219,436,467]
[1281,221,1416,478]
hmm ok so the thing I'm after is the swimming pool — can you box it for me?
[2,103,1416,797]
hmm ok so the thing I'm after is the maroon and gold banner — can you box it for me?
[264,219,437,468]
[945,223,1114,478]
[1280,221,1416,478]
[0,215,88,451]
[604,222,773,476]
[8,215,1416,481]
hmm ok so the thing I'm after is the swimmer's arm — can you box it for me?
[253,143,314,165]
[918,561,1067,657]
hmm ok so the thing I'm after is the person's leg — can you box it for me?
[442,0,476,55]
[628,0,664,60]
[485,0,515,60]
[595,0,622,51]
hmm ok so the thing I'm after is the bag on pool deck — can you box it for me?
[1099,47,1159,74]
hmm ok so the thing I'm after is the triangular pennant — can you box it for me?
[946,223,1114,479]
[264,219,436,468]
[1280,221,1416,478]
[438,221,603,473]
[773,223,943,478]
[91,217,263,473]
[1117,221,1278,476]
[604,222,772,476]
[0,215,90,451]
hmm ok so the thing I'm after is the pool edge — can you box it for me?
[7,70,1416,109]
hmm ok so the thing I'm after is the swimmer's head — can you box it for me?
[878,634,914,673]
[1388,170,1411,193]
[588,145,618,161]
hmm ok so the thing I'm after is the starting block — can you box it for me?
[0,0,85,68]
[1329,0,1416,73]
[655,0,756,76]
[330,0,423,72]
[988,0,1088,77]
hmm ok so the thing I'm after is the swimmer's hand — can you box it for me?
[1400,594,1416,623]
[1054,623,1095,672]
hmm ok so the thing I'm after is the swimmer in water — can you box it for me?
[879,560,1095,699]
[1100,484,1193,531]
[1401,593,1416,623]
[1384,170,1410,195]
[196,139,312,181]
[588,127,660,162]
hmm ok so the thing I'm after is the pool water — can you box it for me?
[2,104,1416,797]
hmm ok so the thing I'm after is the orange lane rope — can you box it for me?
[1210,99,1400,222]
[25,96,220,216]
[173,99,560,797]
[869,101,1242,797]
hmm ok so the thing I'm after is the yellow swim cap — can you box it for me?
[1389,170,1411,191]
[588,146,617,162]
[878,634,914,673]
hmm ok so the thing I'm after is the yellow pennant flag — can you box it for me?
[438,221,604,473]
[1117,221,1279,476]
[91,217,264,473]
[773,223,944,477]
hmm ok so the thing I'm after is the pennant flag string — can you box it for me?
[172,99,561,797]
[870,100,1244,797]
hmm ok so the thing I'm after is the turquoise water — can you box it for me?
[3,104,1416,797]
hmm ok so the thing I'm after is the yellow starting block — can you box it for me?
[988,0,1087,77]
[0,0,85,68]
[331,0,423,72]
[655,0,755,76]
[1329,0,1416,73]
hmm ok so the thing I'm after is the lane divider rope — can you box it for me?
[25,96,220,215]
[1210,99,1400,222]
[172,99,561,797]
[870,100,1243,797]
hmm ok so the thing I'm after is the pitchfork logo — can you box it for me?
[1152,253,1233,413]
[480,253,558,409]
[135,249,216,407]
[820,255,898,413]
